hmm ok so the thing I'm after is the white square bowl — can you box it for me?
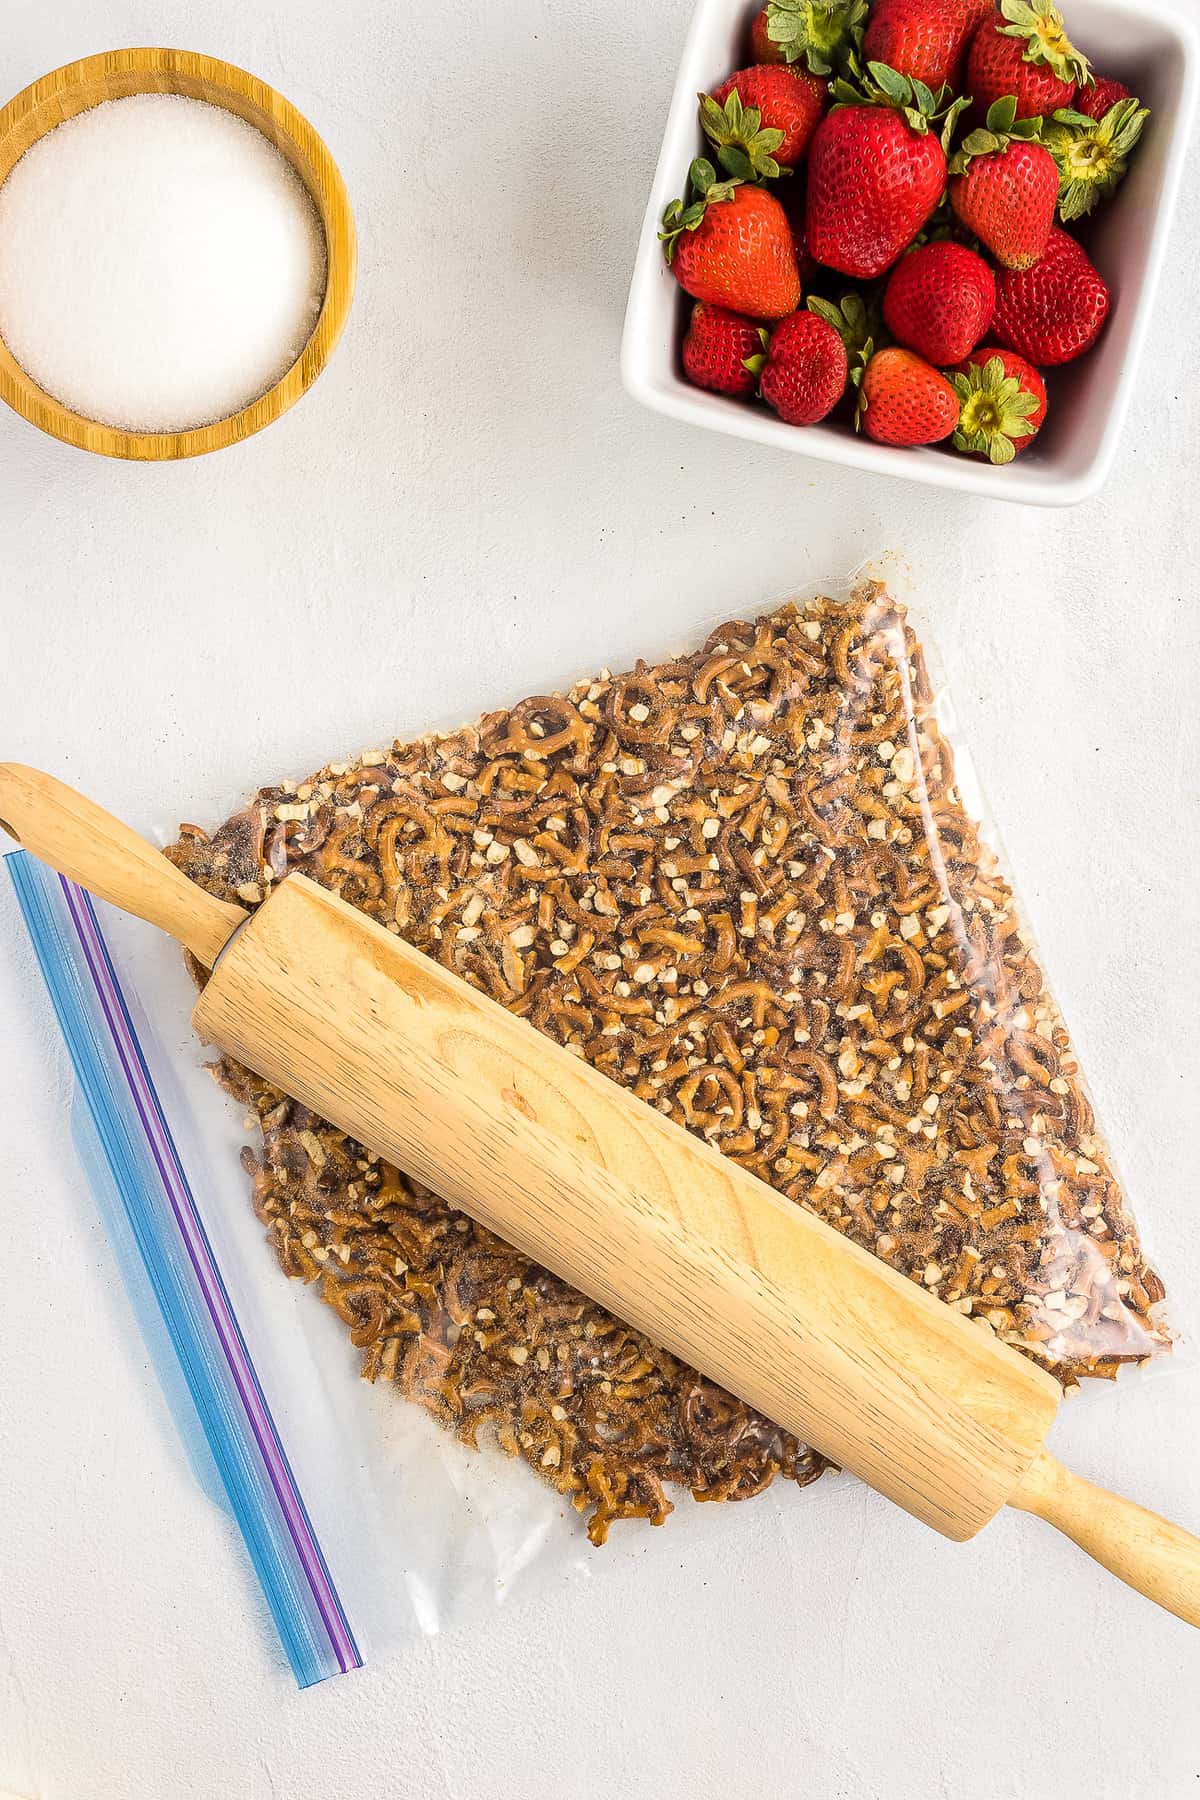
[622,0,1198,506]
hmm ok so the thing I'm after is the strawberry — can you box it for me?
[862,0,985,93]
[753,0,869,75]
[1075,76,1133,121]
[856,345,960,443]
[681,302,763,396]
[806,291,880,415]
[748,308,849,423]
[883,241,995,363]
[1043,96,1148,221]
[966,0,1091,122]
[991,226,1110,364]
[806,290,879,364]
[948,98,1059,269]
[751,8,791,64]
[785,191,823,283]
[704,66,828,174]
[950,346,1047,461]
[806,64,966,279]
[661,160,801,321]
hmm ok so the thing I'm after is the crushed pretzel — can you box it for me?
[169,583,1168,1541]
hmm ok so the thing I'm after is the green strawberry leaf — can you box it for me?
[939,94,971,154]
[849,336,876,427]
[870,60,912,105]
[828,76,862,107]
[1043,96,1148,219]
[743,352,768,377]
[950,101,1043,168]
[699,91,790,184]
[806,295,846,329]
[766,0,868,77]
[841,58,965,139]
[997,0,1091,86]
[717,146,752,181]
[808,290,882,363]
[659,165,744,258]
[950,129,996,172]
[950,356,1041,462]
[985,96,1019,135]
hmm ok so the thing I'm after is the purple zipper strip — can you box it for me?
[60,876,360,1675]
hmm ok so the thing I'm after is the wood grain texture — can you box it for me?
[1013,1450,1200,1628]
[0,48,356,460]
[194,870,1063,1541]
[0,764,245,967]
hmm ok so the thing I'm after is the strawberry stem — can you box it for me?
[659,160,743,261]
[948,102,1044,172]
[996,0,1092,88]
[831,60,966,142]
[699,88,789,183]
[1043,97,1148,220]
[764,0,867,77]
[950,355,1041,464]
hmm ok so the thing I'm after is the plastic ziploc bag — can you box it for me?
[4,853,651,1679]
[5,579,1173,1674]
[166,581,1169,1508]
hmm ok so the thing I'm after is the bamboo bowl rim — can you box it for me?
[0,47,357,461]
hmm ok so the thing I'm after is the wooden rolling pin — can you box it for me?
[2,761,1198,1625]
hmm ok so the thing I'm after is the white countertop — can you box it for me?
[2,0,1199,1794]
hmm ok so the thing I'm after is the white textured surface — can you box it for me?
[1,0,1199,1795]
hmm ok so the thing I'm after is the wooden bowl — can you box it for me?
[0,48,357,460]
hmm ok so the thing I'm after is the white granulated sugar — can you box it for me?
[0,94,327,432]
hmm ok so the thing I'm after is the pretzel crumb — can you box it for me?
[171,583,1168,1545]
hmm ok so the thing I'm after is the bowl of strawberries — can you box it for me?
[622,0,1197,503]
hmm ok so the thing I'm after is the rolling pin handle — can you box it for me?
[1012,1449,1200,1628]
[0,763,246,968]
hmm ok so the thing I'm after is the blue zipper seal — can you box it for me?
[6,851,362,1688]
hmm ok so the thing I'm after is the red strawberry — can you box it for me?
[990,226,1110,364]
[1075,76,1133,121]
[751,308,849,423]
[806,67,964,279]
[966,0,1091,121]
[948,99,1059,269]
[785,192,823,284]
[751,6,790,63]
[706,66,828,171]
[682,302,763,396]
[807,290,880,366]
[863,0,984,92]
[857,346,960,444]
[883,241,995,363]
[950,345,1047,461]
[751,0,869,76]
[661,161,801,321]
